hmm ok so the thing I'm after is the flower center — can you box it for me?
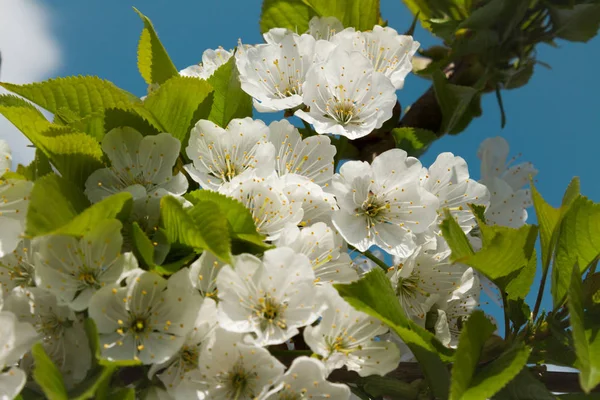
[324,333,361,356]
[223,361,257,399]
[132,318,146,333]
[78,272,96,286]
[360,192,390,218]
[255,296,287,330]
[181,346,199,370]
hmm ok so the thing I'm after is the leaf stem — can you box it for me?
[532,266,549,321]
[348,245,389,271]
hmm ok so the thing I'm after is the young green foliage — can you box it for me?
[31,343,69,400]
[134,8,179,85]
[335,268,452,400]
[568,263,600,393]
[260,0,382,33]
[206,57,253,127]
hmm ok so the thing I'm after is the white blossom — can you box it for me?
[236,33,317,112]
[0,179,33,258]
[219,171,303,240]
[420,152,490,234]
[152,298,218,394]
[332,25,419,89]
[0,289,38,400]
[295,46,397,139]
[217,248,322,346]
[188,251,223,299]
[84,128,187,229]
[303,288,400,376]
[180,47,233,80]
[331,149,439,257]
[88,269,199,364]
[184,118,274,190]
[176,328,285,400]
[432,268,481,347]
[477,137,536,228]
[0,140,11,175]
[5,287,91,388]
[307,16,345,41]
[34,220,126,311]
[387,246,471,320]
[281,173,338,226]
[268,119,336,187]
[264,356,351,399]
[275,223,358,284]
[0,239,37,292]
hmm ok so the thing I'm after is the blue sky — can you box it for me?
[1,0,598,315]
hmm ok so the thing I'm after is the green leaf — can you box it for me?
[400,0,468,29]
[334,269,452,399]
[260,0,381,33]
[0,76,138,119]
[133,7,179,85]
[449,219,538,299]
[143,76,213,145]
[433,70,480,134]
[362,375,419,399]
[440,209,474,260]
[550,4,600,43]
[69,365,117,400]
[131,221,156,269]
[552,196,600,307]
[0,95,104,187]
[160,196,231,263]
[494,369,556,400]
[531,182,562,272]
[27,174,90,237]
[111,389,136,400]
[184,190,265,243]
[32,343,68,400]
[207,57,253,127]
[562,177,580,207]
[54,193,132,237]
[461,344,531,400]
[391,127,438,158]
[450,311,496,400]
[103,107,163,136]
[16,150,53,181]
[568,263,600,392]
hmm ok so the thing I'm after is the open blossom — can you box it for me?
[5,287,91,388]
[267,119,336,187]
[0,178,33,258]
[387,246,471,320]
[185,118,274,190]
[304,287,400,376]
[295,46,397,139]
[331,149,439,257]
[180,47,233,79]
[217,248,322,346]
[0,239,37,292]
[176,329,285,400]
[0,287,39,400]
[34,220,126,311]
[281,174,338,226]
[307,16,345,41]
[432,268,481,347]
[151,298,218,394]
[89,269,199,364]
[332,25,419,89]
[188,251,223,299]
[275,223,358,284]
[0,139,11,175]
[236,33,318,112]
[85,128,188,230]
[219,171,303,240]
[264,356,351,399]
[477,137,536,228]
[420,152,490,234]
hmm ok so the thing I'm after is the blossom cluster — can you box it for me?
[0,16,538,400]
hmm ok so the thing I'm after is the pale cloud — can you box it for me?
[0,0,62,167]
